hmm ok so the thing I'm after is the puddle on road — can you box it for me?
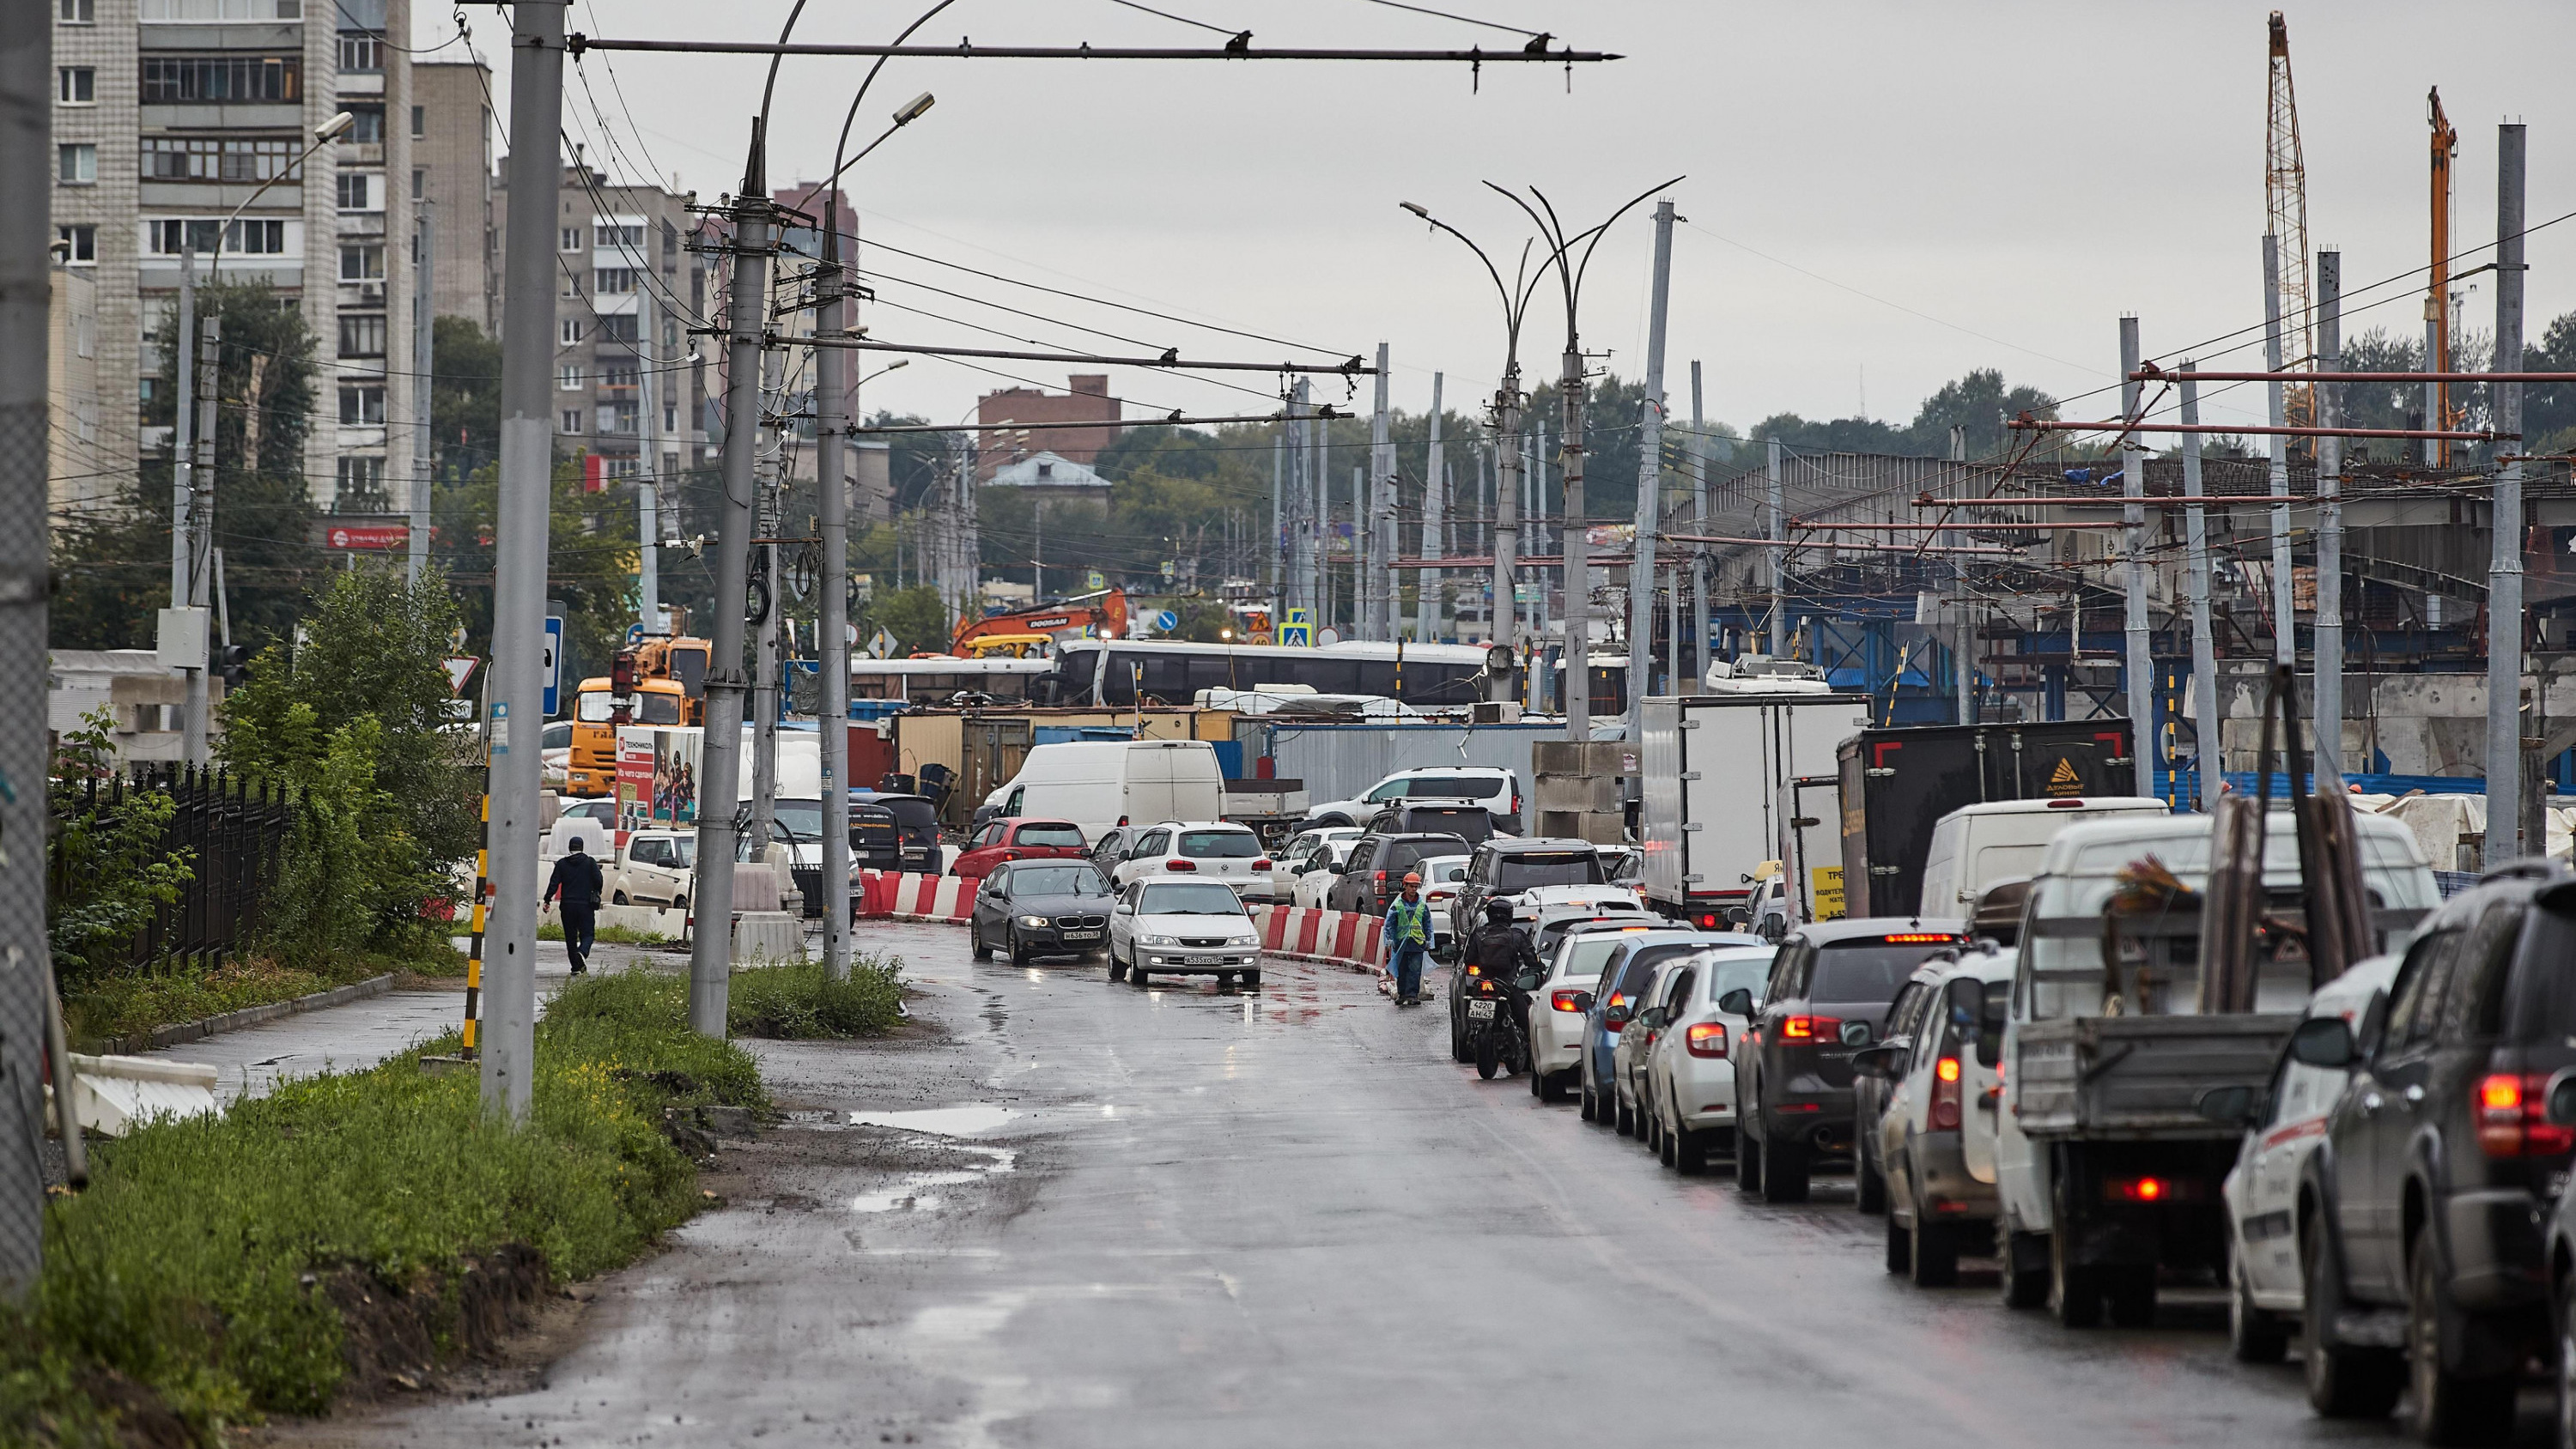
[846,1103,1015,1134]
[848,1143,1018,1213]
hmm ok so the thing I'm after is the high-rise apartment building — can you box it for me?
[410,58,492,332]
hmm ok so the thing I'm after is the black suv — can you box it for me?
[2290,865,2576,1440]
[1326,831,1470,917]
[1722,918,1965,1203]
[1366,802,1496,845]
[1448,838,1606,942]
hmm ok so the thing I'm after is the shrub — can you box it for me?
[726,956,906,1040]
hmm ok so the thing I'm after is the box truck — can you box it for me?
[1637,689,1873,929]
[1833,719,2136,920]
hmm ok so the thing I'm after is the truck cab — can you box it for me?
[566,677,687,796]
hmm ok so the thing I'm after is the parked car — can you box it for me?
[1598,844,1643,888]
[1302,766,1523,834]
[1570,928,1760,1119]
[1417,854,1472,955]
[1851,942,2017,1287]
[1325,832,1470,917]
[951,817,1090,883]
[606,828,694,909]
[1091,825,1137,874]
[1640,945,1777,1171]
[978,739,1224,841]
[1726,918,1969,1203]
[741,797,834,918]
[969,859,1116,965]
[849,791,944,876]
[1449,838,1607,943]
[2200,953,2400,1363]
[1290,840,1356,909]
[2287,865,2574,1436]
[544,796,617,861]
[542,720,574,790]
[1915,797,2171,919]
[1364,801,1497,845]
[1108,821,1278,902]
[1527,919,1669,1101]
[1107,876,1265,989]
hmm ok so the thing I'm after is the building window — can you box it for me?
[558,227,583,253]
[339,243,383,281]
[556,365,585,391]
[337,313,386,358]
[410,167,422,200]
[559,409,583,434]
[592,267,638,295]
[337,32,382,72]
[337,385,386,424]
[149,218,286,255]
[139,55,301,103]
[593,221,644,250]
[140,0,301,17]
[664,402,678,433]
[57,144,95,184]
[559,318,584,346]
[598,361,639,390]
[343,103,384,143]
[597,402,638,435]
[601,457,640,480]
[593,314,637,344]
[333,455,386,508]
[58,67,94,104]
[59,0,95,23]
[410,105,423,138]
[142,136,302,182]
[55,224,96,264]
[335,172,378,212]
[559,271,582,300]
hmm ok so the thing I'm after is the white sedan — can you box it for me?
[1526,920,1667,1102]
[1107,876,1266,990]
[1415,853,1471,955]
[607,829,695,909]
[1110,821,1280,902]
[1639,945,1776,1172]
[1289,840,1357,909]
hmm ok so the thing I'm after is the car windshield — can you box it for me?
[1383,836,1468,870]
[1139,882,1247,916]
[1012,865,1108,896]
[1691,950,1773,1006]
[1555,932,1640,981]
[1495,850,1604,890]
[574,690,615,722]
[1017,824,1086,849]
[1178,829,1260,858]
[1398,774,1503,802]
[871,797,939,831]
[1811,938,1965,1004]
[638,693,683,725]
[771,803,823,841]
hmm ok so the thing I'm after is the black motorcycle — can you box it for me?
[1465,966,1545,1080]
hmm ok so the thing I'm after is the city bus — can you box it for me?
[1039,639,1490,708]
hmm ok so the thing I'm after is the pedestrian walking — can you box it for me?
[544,836,605,974]
[1382,872,1434,1006]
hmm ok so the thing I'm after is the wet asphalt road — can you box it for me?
[321,920,2440,1448]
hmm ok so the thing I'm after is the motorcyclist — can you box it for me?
[1461,898,1544,1047]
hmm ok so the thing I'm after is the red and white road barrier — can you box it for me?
[855,874,1390,972]
[859,871,974,923]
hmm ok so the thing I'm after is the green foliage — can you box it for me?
[443,455,640,684]
[725,956,906,1039]
[62,945,458,1050]
[1747,367,2058,464]
[45,712,192,983]
[9,966,759,1438]
[866,585,951,656]
[429,316,502,486]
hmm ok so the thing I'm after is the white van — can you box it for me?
[1916,797,2172,918]
[981,740,1224,845]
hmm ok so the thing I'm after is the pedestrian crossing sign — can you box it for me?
[1279,608,1312,648]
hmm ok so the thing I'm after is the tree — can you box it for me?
[430,315,502,485]
[440,453,641,683]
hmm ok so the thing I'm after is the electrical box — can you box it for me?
[155,608,207,671]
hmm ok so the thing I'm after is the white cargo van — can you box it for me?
[1915,797,2171,917]
[981,740,1224,845]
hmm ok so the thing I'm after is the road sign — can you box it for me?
[443,657,479,695]
[1279,608,1312,648]
[867,627,899,659]
[627,622,647,646]
[1154,609,1180,634]
[541,615,563,715]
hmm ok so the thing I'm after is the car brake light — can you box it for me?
[2102,1175,2202,1203]
[1550,990,1586,1013]
[1696,913,1720,929]
[1880,932,1962,944]
[1929,1056,1963,1130]
[1686,1022,1728,1058]
[2478,1072,2576,1157]
[1165,858,1196,871]
[1375,870,1388,886]
[1117,815,1128,827]
[1252,858,1272,871]
[2045,799,2086,809]
[1782,1015,1840,1040]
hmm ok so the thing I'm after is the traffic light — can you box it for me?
[217,644,252,691]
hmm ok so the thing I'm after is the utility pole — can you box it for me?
[1690,361,1709,689]
[1626,197,1675,739]
[816,199,854,979]
[1417,373,1444,642]
[1268,430,1282,600]
[1951,425,1972,725]
[2183,364,2223,808]
[1,0,58,1292]
[483,0,566,1116]
[1492,379,1522,700]
[1369,342,1392,639]
[638,282,659,632]
[180,315,218,766]
[1560,336,1591,738]
[1349,465,1364,636]
[1765,439,1786,657]
[410,204,434,586]
[748,331,781,853]
[173,242,195,644]
[2486,123,2528,862]
[2260,234,2296,670]
[2314,250,2343,774]
[2119,317,2154,799]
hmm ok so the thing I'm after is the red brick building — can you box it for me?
[976,374,1121,481]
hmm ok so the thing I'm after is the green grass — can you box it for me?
[2,967,761,1444]
[63,939,466,1051]
[726,956,906,1040]
[536,922,673,946]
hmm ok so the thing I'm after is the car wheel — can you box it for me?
[1528,1057,1546,1098]
[1759,1135,1810,1204]
[613,890,629,906]
[1911,1203,1960,1289]
[1242,969,1261,989]
[2557,1287,2576,1449]
[1474,1030,1500,1081]
[2228,1260,2289,1365]
[1735,1123,1765,1195]
[1578,1076,1599,1122]
[2048,1219,2103,1329]
[2408,1237,2517,1445]
[970,924,993,961]
[1130,964,1151,988]
[1005,929,1028,967]
[1657,1111,1680,1169]
[1674,1122,1707,1175]
[2303,1216,2403,1417]
[1613,1092,1635,1137]
[1108,944,1128,982]
[1450,1007,1469,1064]
[1538,1069,1566,1106]
[672,893,687,911]
[1885,1212,1912,1275]
[1999,1230,2050,1310]
[1855,1143,1887,1216]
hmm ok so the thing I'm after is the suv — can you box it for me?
[1724,919,1968,1203]
[1449,838,1605,943]
[1303,767,1522,834]
[2290,866,2576,1437]
[1109,821,1278,902]
[1852,943,2015,1287]
[1325,832,1470,917]
[1365,801,1496,845]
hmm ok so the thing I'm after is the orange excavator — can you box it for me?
[937,588,1130,658]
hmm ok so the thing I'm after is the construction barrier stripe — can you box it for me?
[462,790,488,1058]
[854,873,1394,971]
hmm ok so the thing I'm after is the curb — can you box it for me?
[97,973,399,1056]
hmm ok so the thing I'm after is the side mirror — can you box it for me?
[1850,1043,1904,1081]
[1602,1005,1632,1032]
[1723,906,1752,926]
[2196,1083,2264,1130]
[1716,988,1755,1017]
[2549,1073,2576,1127]
[1327,862,1347,875]
[1515,970,1546,992]
[1639,1006,1667,1030]
[2287,1016,2357,1069]
[1571,991,1596,1016]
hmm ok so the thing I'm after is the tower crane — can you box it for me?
[2265,11,2313,433]
[2427,85,2459,466]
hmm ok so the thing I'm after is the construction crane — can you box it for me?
[2265,11,2313,434]
[2427,85,2459,466]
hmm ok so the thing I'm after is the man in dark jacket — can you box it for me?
[544,837,605,974]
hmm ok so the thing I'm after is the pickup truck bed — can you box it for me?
[2014,1014,2297,1140]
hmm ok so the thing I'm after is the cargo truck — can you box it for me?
[1637,689,1872,930]
[1834,719,2136,919]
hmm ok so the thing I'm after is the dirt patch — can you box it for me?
[73,1366,192,1449]
[322,1244,552,1402]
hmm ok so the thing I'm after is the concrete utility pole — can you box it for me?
[1417,372,1444,642]
[1951,425,1972,725]
[2182,364,2224,808]
[173,243,196,627]
[816,202,854,979]
[1765,439,1787,656]
[1350,465,1365,634]
[1690,361,1709,691]
[179,315,218,766]
[410,204,434,585]
[1,0,58,1292]
[1626,198,1675,738]
[1492,381,1522,700]
[2119,317,2154,800]
[1369,342,1393,640]
[1268,430,1282,598]
[638,283,659,632]
[483,0,567,1116]
[2486,123,2528,861]
[2313,250,2343,773]
[1560,357,1592,740]
[2260,234,2296,670]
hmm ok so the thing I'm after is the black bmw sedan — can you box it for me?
[969,860,1117,965]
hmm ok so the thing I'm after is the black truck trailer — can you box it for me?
[1834,719,2137,919]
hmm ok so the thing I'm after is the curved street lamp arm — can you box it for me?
[807,0,962,265]
[1562,175,1683,308]
[756,0,812,135]
[1412,214,1522,356]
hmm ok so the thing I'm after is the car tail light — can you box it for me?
[2102,1175,2202,1203]
[1696,912,1721,929]
[1511,791,1522,818]
[1929,1056,1962,1130]
[1782,1015,1840,1041]
[1686,1022,1728,1058]
[1550,990,1586,1013]
[1164,858,1197,871]
[1880,932,1962,944]
[1375,870,1388,888]
[2478,1072,2576,1157]
[2045,799,2086,809]
[1118,815,1129,827]
[1252,858,1273,871]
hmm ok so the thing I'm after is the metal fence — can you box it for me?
[1247,721,1562,808]
[52,765,295,972]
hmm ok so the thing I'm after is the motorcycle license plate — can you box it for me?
[1467,999,1497,1020]
[1061,930,1102,941]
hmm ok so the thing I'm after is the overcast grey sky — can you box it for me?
[429,1,2576,446]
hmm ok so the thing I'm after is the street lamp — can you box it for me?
[206,109,355,280]
[858,358,909,388]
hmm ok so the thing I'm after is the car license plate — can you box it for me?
[1061,930,1101,941]
[1468,999,1496,1020]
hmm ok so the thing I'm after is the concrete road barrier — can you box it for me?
[50,1054,221,1137]
[731,912,805,964]
[846,876,1388,973]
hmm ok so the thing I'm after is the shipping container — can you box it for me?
[1637,691,1873,926]
[1833,719,2138,919]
